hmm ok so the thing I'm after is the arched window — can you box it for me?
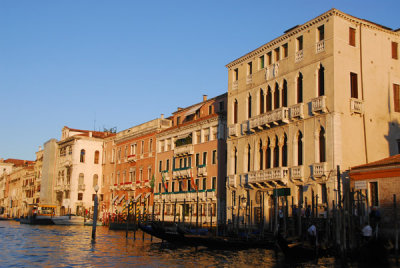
[259,139,263,170]
[233,100,238,124]
[297,73,303,103]
[266,138,271,169]
[80,149,85,163]
[247,144,251,172]
[274,82,280,109]
[319,127,326,162]
[248,95,252,119]
[93,174,98,187]
[273,136,279,167]
[318,64,325,96]
[282,80,288,107]
[94,151,99,164]
[267,86,272,111]
[298,131,303,165]
[260,89,264,114]
[282,134,288,167]
[234,147,238,174]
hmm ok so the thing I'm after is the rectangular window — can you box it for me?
[196,179,199,189]
[203,178,207,190]
[212,150,217,164]
[196,131,201,144]
[159,161,162,172]
[283,43,288,58]
[349,27,356,46]
[172,181,175,192]
[370,182,379,207]
[78,193,83,201]
[274,47,280,61]
[259,55,265,69]
[350,72,358,98]
[318,25,324,41]
[177,116,181,125]
[219,101,224,112]
[320,183,327,204]
[234,68,238,81]
[297,36,303,51]
[208,105,212,115]
[247,62,252,75]
[141,141,144,154]
[212,177,216,190]
[179,181,182,192]
[394,84,400,112]
[166,159,170,171]
[392,42,398,60]
[267,52,272,65]
[203,152,207,165]
[188,156,191,168]
[196,153,200,166]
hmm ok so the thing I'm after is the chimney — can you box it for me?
[177,107,183,111]
[203,95,208,102]
[161,114,164,119]
[39,146,42,151]
[89,131,93,137]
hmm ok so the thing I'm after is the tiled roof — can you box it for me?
[4,158,35,166]
[351,154,400,170]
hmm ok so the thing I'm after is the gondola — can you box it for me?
[139,222,276,249]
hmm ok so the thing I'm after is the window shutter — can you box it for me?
[350,73,358,99]
[392,42,398,59]
[349,28,356,46]
[394,84,400,112]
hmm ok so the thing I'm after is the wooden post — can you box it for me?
[274,188,278,235]
[238,196,241,231]
[312,190,315,218]
[173,199,177,224]
[337,165,341,209]
[210,204,213,234]
[316,195,319,218]
[142,200,146,241]
[133,202,137,240]
[250,200,253,234]
[284,196,287,237]
[326,197,330,245]
[126,200,130,238]
[189,203,192,229]
[262,192,265,235]
[162,199,165,226]
[196,196,199,230]
[394,194,398,266]
[183,199,186,225]
[200,204,203,228]
[151,200,154,242]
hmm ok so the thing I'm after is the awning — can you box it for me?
[112,195,119,204]
[145,192,151,199]
[134,193,142,202]
[184,103,203,117]
[117,195,125,205]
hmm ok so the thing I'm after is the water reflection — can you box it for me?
[0,221,338,267]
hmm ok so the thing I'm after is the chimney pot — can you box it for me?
[203,95,208,101]
[161,114,164,119]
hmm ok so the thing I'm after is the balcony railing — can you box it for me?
[197,166,207,177]
[172,167,191,179]
[295,50,303,62]
[291,166,304,181]
[228,124,238,137]
[249,107,289,131]
[350,98,363,114]
[174,144,194,156]
[289,103,304,119]
[78,184,85,191]
[247,167,289,184]
[246,74,252,84]
[311,96,327,114]
[232,80,238,90]
[228,175,237,188]
[312,162,327,177]
[316,40,325,53]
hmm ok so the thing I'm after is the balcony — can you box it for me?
[174,144,194,156]
[289,103,304,119]
[311,96,327,114]
[78,184,85,191]
[295,50,303,62]
[249,108,289,131]
[228,124,238,137]
[197,166,207,177]
[247,167,289,184]
[241,121,250,134]
[312,162,327,177]
[246,74,252,84]
[291,166,304,181]
[316,40,325,53]
[228,175,237,188]
[172,167,191,179]
[127,154,136,163]
[350,98,363,114]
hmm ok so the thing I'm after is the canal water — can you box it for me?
[0,220,340,267]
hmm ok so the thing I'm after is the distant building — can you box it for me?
[350,154,400,234]
[154,94,227,225]
[225,9,400,226]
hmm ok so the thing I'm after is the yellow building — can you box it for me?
[226,9,400,225]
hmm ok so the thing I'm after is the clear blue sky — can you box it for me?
[1,0,399,160]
